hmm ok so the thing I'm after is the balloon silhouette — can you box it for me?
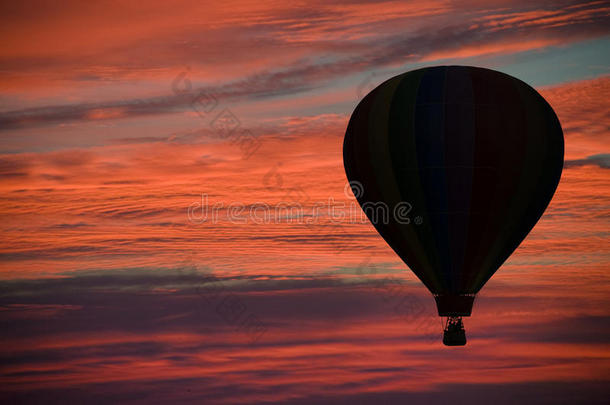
[343,66,564,346]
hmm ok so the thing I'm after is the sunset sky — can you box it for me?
[1,0,609,403]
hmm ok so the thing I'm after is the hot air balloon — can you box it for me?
[343,66,564,346]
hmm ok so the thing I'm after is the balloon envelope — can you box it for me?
[343,66,564,316]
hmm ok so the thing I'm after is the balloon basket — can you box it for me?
[443,316,466,346]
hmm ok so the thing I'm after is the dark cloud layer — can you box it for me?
[1,266,609,403]
[1,380,609,405]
